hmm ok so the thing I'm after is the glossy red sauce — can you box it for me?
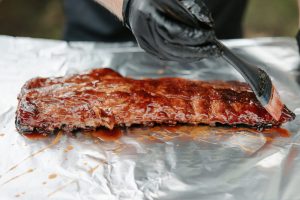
[263,127,290,137]
[88,128,123,142]
[261,127,291,143]
[23,133,48,140]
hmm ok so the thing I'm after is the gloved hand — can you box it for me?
[122,0,221,62]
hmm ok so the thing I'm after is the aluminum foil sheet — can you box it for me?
[0,35,300,200]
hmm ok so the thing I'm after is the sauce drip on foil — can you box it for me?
[23,128,123,142]
[23,133,48,140]
[88,128,123,141]
[21,126,291,144]
[48,173,58,180]
[261,127,290,142]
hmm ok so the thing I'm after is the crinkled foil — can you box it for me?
[0,36,300,200]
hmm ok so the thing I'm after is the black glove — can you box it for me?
[122,0,221,62]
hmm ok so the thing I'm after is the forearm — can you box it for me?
[95,0,123,19]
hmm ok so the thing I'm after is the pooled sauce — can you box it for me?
[48,173,58,179]
[88,128,123,142]
[23,133,48,140]
[64,145,74,153]
[261,127,291,143]
[263,127,290,137]
[20,126,290,144]
[22,128,123,142]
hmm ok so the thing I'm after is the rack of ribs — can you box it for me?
[16,68,295,135]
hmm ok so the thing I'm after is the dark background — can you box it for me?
[0,0,298,40]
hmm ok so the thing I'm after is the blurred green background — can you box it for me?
[0,0,298,39]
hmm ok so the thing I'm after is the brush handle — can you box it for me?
[215,40,272,106]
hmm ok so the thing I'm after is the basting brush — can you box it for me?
[215,40,284,121]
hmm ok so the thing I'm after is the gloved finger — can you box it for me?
[138,35,219,62]
[155,13,215,46]
[129,12,163,58]
[179,0,214,28]
[155,24,220,61]
[157,41,221,62]
[152,0,213,29]
[137,23,220,62]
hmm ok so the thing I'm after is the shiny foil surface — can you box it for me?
[0,36,300,200]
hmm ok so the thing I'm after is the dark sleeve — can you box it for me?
[64,0,248,41]
[203,0,248,39]
[63,0,135,42]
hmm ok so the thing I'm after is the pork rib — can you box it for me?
[16,68,295,135]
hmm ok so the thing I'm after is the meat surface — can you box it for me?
[16,68,295,135]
